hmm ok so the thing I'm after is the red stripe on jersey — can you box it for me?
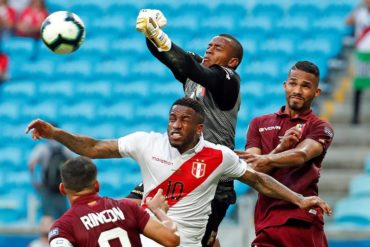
[143,147,223,208]
[356,26,370,46]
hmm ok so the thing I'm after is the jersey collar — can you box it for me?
[73,193,100,205]
[275,106,313,121]
[181,134,205,155]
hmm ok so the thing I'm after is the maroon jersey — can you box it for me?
[48,194,150,247]
[246,107,334,233]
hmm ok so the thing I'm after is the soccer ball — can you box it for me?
[40,11,85,55]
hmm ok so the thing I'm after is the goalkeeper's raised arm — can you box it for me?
[135,8,245,247]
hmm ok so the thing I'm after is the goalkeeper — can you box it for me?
[131,9,244,247]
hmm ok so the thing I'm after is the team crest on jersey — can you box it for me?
[192,161,206,178]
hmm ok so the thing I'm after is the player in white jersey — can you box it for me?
[26,98,332,247]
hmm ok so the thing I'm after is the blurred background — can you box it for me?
[0,0,370,246]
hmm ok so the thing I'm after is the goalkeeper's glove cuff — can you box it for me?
[149,29,172,52]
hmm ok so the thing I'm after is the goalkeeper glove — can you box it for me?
[136,9,171,52]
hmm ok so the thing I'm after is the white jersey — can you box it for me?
[118,132,249,247]
[353,7,370,51]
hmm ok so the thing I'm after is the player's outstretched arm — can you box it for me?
[144,189,180,247]
[238,168,332,215]
[25,119,121,159]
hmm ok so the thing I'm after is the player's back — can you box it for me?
[49,194,150,247]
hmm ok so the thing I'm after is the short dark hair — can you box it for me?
[61,156,97,192]
[289,61,320,82]
[219,34,243,69]
[171,97,205,124]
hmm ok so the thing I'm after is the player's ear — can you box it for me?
[228,57,239,69]
[59,183,66,196]
[196,123,204,136]
[94,180,100,192]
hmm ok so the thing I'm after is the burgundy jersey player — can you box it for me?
[48,157,179,247]
[236,61,334,247]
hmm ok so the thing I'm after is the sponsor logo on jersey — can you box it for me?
[258,126,281,132]
[192,161,206,178]
[152,156,173,166]
[80,207,125,230]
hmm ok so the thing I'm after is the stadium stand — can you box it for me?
[1,0,369,246]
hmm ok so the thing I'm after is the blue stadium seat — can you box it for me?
[111,80,150,100]
[251,3,285,21]
[22,101,58,120]
[244,59,282,81]
[288,3,321,20]
[55,59,92,80]
[96,102,135,123]
[201,16,236,33]
[0,123,34,147]
[74,80,112,101]
[78,37,109,58]
[78,123,117,139]
[70,2,104,17]
[0,147,22,168]
[2,37,34,57]
[93,60,129,80]
[176,3,211,19]
[15,59,55,80]
[259,38,294,60]
[334,197,370,226]
[275,16,310,42]
[38,80,74,100]
[98,170,141,198]
[212,3,247,20]
[349,175,370,197]
[234,181,250,195]
[238,37,259,60]
[109,36,146,59]
[238,17,271,42]
[0,191,28,224]
[1,80,36,100]
[3,171,31,190]
[135,102,170,123]
[365,154,370,174]
[130,60,169,80]
[89,15,126,38]
[59,101,96,122]
[151,81,183,103]
[0,101,21,122]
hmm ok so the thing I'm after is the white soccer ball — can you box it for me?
[40,11,85,55]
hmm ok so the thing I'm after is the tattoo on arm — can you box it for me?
[253,172,302,205]
[54,129,120,158]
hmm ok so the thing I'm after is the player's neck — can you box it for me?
[68,189,96,205]
[284,105,311,118]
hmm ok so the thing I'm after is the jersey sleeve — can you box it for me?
[245,117,262,150]
[122,200,150,233]
[118,132,150,159]
[50,237,74,247]
[48,221,75,247]
[146,39,240,110]
[305,120,334,152]
[221,146,248,178]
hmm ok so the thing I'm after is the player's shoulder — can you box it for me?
[211,64,240,81]
[310,114,334,129]
[203,140,235,157]
[123,131,165,140]
[251,112,277,123]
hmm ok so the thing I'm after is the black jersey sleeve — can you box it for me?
[146,39,240,111]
